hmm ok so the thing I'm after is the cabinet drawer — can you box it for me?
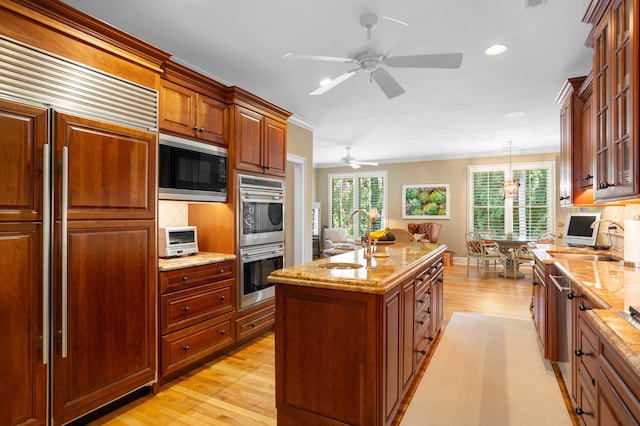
[415,287,430,314]
[599,338,640,421]
[161,317,234,376]
[415,330,432,367]
[161,279,234,334]
[235,303,275,341]
[160,260,235,293]
[577,316,598,399]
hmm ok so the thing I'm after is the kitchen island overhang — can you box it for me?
[269,242,447,426]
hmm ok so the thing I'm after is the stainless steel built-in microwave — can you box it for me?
[159,134,228,203]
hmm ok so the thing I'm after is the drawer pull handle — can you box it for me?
[418,299,424,304]
[426,308,431,314]
[219,295,225,301]
[181,276,188,282]
[220,269,225,273]
[182,345,190,351]
[427,289,431,295]
[418,320,425,325]
[182,306,190,313]
[417,349,427,355]
[192,126,199,131]
[250,322,256,328]
[575,407,591,416]
[219,330,226,335]
[428,336,434,341]
[567,292,576,300]
[574,349,591,357]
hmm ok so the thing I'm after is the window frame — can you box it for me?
[467,161,555,238]
[328,170,387,238]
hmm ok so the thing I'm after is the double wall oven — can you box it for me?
[237,174,285,309]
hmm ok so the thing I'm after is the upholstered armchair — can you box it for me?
[321,226,356,256]
[407,222,442,243]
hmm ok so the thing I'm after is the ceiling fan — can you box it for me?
[284,13,463,99]
[340,147,378,169]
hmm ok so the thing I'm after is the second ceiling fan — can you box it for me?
[285,13,463,99]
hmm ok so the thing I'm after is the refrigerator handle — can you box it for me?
[42,144,50,365]
[61,146,68,358]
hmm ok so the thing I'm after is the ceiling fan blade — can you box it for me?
[372,68,405,99]
[356,160,379,166]
[310,69,359,95]
[284,52,351,63]
[386,53,463,69]
[348,161,362,169]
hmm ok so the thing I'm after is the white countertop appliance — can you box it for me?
[159,226,199,257]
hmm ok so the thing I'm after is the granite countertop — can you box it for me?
[533,244,640,377]
[158,252,236,271]
[268,242,446,295]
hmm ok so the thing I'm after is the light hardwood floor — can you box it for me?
[87,263,541,425]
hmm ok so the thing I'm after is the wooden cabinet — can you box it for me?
[557,76,590,206]
[532,258,562,360]
[229,87,291,177]
[573,311,640,425]
[158,261,236,383]
[51,113,157,425]
[235,301,276,342]
[274,251,444,426]
[577,74,595,192]
[585,0,638,201]
[159,79,228,146]
[232,105,287,176]
[0,99,47,426]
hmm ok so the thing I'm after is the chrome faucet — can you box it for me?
[348,208,379,260]
[590,219,625,232]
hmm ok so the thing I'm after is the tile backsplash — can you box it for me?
[158,201,189,228]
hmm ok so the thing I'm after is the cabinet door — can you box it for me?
[384,286,401,423]
[559,99,573,205]
[0,223,46,426]
[401,278,415,393]
[159,80,196,136]
[54,113,156,220]
[196,93,227,145]
[52,220,156,425]
[234,106,264,173]
[0,99,47,222]
[579,84,594,190]
[594,11,613,199]
[263,117,286,177]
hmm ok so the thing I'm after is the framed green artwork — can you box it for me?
[402,184,450,219]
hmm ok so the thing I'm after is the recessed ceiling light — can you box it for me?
[505,112,525,119]
[484,44,508,56]
[319,78,332,87]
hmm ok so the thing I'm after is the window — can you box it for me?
[468,162,554,238]
[328,171,387,238]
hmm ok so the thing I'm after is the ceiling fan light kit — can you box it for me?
[285,12,463,99]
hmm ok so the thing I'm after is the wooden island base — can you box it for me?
[270,244,445,425]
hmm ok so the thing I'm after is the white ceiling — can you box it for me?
[62,0,594,168]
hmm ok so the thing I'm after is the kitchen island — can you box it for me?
[269,242,446,426]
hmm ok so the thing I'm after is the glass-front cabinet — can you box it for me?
[591,0,637,201]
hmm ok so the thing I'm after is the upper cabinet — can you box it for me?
[229,87,291,177]
[160,60,229,146]
[585,0,638,201]
[556,75,595,206]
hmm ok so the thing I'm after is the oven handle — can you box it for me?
[241,189,284,201]
[550,275,571,293]
[242,248,284,259]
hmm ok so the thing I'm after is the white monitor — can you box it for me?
[563,212,601,247]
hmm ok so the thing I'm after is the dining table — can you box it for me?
[491,235,535,279]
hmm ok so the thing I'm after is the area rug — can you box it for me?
[400,312,571,426]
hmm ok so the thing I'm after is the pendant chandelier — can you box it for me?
[503,141,520,199]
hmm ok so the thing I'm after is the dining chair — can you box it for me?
[481,240,505,277]
[466,232,484,276]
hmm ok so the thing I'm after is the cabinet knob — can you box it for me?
[219,295,225,301]
[220,268,225,273]
[181,276,188,282]
[579,304,587,311]
[417,349,427,355]
[426,308,431,314]
[250,322,256,328]
[428,336,434,341]
[532,280,538,286]
[182,306,190,313]
[219,330,226,335]
[438,276,443,282]
[583,174,593,181]
[192,126,198,131]
[574,349,590,357]
[418,320,425,325]
[199,127,204,133]
[182,345,190,351]
[598,181,613,189]
[567,292,576,300]
[418,299,424,304]
[427,289,431,295]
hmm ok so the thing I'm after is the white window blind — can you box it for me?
[468,162,554,239]
[328,171,387,237]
